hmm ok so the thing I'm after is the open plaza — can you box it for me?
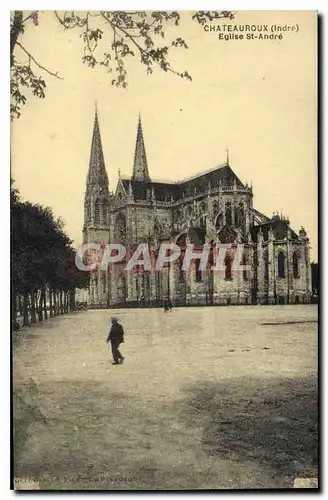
[13,304,318,490]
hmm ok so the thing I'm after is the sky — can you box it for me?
[11,10,317,260]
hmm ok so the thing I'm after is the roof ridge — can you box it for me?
[176,162,228,185]
[121,177,178,186]
[121,162,229,185]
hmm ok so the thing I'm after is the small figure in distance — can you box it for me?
[163,298,169,312]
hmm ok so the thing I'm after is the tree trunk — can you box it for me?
[64,292,69,313]
[30,291,37,323]
[53,292,57,316]
[56,292,60,315]
[18,295,23,316]
[59,291,64,315]
[43,288,48,320]
[49,290,53,317]
[38,289,44,322]
[23,293,29,326]
[70,289,76,312]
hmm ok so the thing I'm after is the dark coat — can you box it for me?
[107,323,124,344]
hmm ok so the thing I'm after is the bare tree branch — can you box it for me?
[16,42,63,79]
[11,10,235,119]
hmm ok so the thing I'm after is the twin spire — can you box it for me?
[87,108,150,191]
[132,115,151,182]
[86,105,109,195]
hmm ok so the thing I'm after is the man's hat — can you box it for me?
[111,317,118,322]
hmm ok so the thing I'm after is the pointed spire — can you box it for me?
[86,107,109,195]
[226,148,229,166]
[132,115,151,181]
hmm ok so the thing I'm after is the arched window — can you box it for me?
[225,202,232,226]
[199,201,206,214]
[225,254,233,280]
[117,273,126,303]
[94,199,101,225]
[243,254,249,281]
[195,259,202,283]
[85,203,91,221]
[213,200,219,215]
[215,213,223,231]
[263,250,269,283]
[176,234,187,281]
[155,266,162,301]
[174,208,182,223]
[235,202,245,229]
[278,251,285,279]
[293,251,300,279]
[114,213,127,244]
[200,215,207,228]
[208,241,215,269]
[103,200,109,224]
[186,206,193,219]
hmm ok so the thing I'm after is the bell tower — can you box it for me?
[83,105,110,245]
[83,106,111,307]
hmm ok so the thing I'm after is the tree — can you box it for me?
[10,10,235,119]
[11,181,90,328]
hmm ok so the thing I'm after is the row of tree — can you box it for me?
[11,181,90,330]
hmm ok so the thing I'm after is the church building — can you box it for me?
[82,109,312,307]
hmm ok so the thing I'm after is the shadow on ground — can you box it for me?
[174,376,318,486]
[261,321,318,326]
[13,375,318,490]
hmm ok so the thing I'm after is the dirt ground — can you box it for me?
[13,304,318,490]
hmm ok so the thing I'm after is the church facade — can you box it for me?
[82,110,312,308]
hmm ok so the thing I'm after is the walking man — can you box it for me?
[106,317,125,365]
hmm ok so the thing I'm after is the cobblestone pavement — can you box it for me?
[13,305,318,490]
